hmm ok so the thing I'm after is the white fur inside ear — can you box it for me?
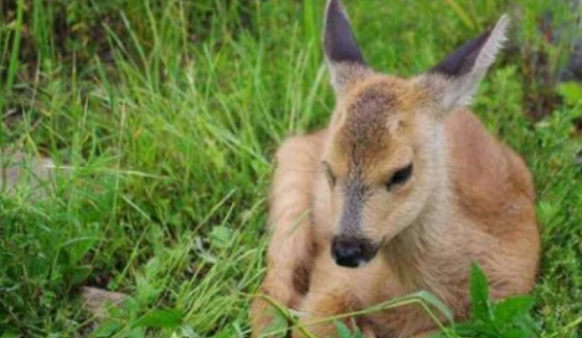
[473,15,509,73]
[441,15,509,110]
[441,70,480,109]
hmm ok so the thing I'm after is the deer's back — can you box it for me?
[445,109,535,227]
[444,109,540,291]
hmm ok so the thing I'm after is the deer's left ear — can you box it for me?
[323,0,371,95]
[418,15,509,116]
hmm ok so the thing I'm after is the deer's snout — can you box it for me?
[331,235,378,268]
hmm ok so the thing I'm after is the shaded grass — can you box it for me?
[1,0,581,337]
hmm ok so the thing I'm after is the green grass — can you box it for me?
[1,0,582,337]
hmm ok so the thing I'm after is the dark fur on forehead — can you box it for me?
[341,82,397,151]
[329,77,423,175]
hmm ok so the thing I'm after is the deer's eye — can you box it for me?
[387,163,413,189]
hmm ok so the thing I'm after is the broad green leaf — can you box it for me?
[494,296,534,326]
[499,326,534,338]
[514,314,540,337]
[333,321,366,338]
[470,264,492,324]
[454,321,498,337]
[334,321,353,338]
[133,308,183,329]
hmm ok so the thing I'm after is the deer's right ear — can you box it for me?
[418,15,509,119]
[324,0,370,95]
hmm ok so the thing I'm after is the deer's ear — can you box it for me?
[324,0,370,95]
[420,15,509,116]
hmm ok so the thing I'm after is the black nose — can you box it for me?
[331,236,377,268]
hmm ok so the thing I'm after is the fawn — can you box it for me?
[251,1,540,337]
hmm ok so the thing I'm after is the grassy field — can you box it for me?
[1,0,582,337]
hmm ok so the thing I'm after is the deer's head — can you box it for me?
[322,0,508,267]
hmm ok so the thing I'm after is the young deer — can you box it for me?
[251,1,540,337]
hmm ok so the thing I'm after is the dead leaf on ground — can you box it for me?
[80,286,129,320]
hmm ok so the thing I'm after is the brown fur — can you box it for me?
[251,7,539,338]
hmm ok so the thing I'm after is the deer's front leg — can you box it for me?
[251,268,309,337]
[291,286,377,338]
[291,288,351,338]
[250,210,315,337]
[251,134,325,337]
